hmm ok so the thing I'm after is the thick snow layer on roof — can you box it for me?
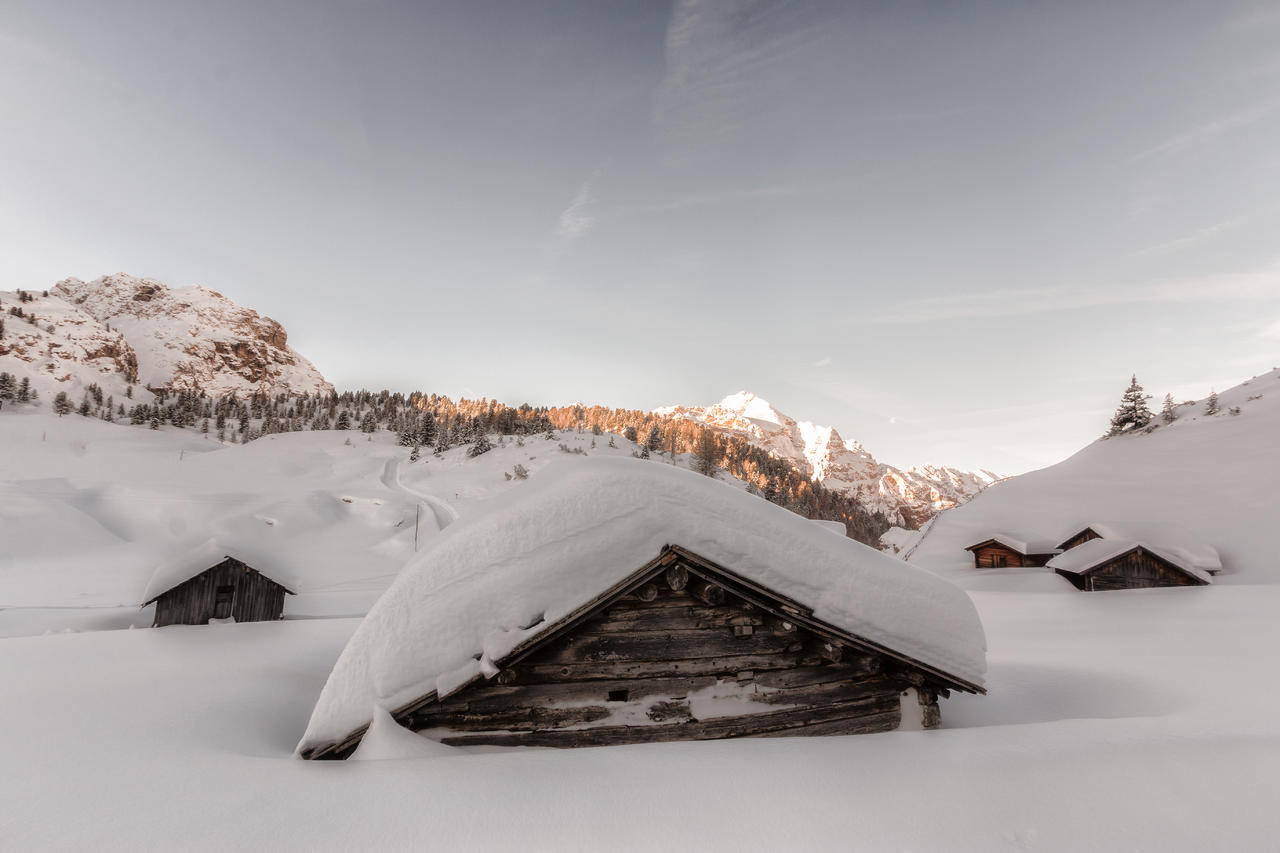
[968,533,1059,556]
[297,457,987,752]
[142,538,299,603]
[1066,522,1221,572]
[1046,538,1212,583]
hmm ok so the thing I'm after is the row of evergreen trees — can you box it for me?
[1106,375,1228,436]
[0,375,891,545]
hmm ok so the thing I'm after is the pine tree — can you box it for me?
[1107,375,1153,435]
[645,426,662,452]
[335,410,351,430]
[0,372,13,401]
[1160,394,1177,424]
[623,426,638,444]
[409,445,421,463]
[359,410,378,433]
[1205,389,1219,415]
[692,428,719,477]
[467,432,493,458]
[53,391,72,416]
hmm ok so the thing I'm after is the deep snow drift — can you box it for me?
[908,369,1280,587]
[298,458,986,753]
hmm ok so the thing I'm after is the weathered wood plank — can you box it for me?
[530,629,803,664]
[430,692,901,748]
[510,651,807,683]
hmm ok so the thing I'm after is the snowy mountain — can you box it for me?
[0,273,331,399]
[907,368,1280,587]
[658,392,1000,526]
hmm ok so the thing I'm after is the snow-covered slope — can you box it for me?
[0,274,331,399]
[659,392,999,526]
[908,368,1280,587]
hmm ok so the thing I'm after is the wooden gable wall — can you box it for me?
[387,566,942,752]
[971,542,1046,568]
[153,558,288,626]
[1059,528,1101,551]
[1058,547,1206,592]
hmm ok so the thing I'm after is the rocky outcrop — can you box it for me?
[1,274,331,400]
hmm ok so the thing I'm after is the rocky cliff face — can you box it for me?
[0,274,332,399]
[659,392,1000,527]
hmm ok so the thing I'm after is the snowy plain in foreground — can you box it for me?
[2,587,1278,851]
[2,398,1279,850]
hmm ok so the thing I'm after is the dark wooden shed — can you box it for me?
[1047,539,1210,591]
[302,544,984,759]
[144,554,294,626]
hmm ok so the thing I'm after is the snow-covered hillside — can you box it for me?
[908,369,1280,587]
[0,274,331,400]
[660,392,999,526]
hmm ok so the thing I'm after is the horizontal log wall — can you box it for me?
[402,579,932,749]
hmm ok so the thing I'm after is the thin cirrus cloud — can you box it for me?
[554,173,600,243]
[653,0,824,144]
[871,263,1280,324]
[1131,102,1278,161]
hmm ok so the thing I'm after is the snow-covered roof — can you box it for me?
[965,532,1060,556]
[1058,522,1221,572]
[142,538,298,604]
[1046,538,1212,583]
[297,457,987,754]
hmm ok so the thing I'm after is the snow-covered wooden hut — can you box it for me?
[297,458,986,760]
[964,533,1060,568]
[1054,522,1222,575]
[1048,532,1215,591]
[143,540,296,626]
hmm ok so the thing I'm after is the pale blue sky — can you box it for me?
[2,1,1278,473]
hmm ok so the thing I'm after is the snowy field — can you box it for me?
[2,587,1278,851]
[3,400,1280,850]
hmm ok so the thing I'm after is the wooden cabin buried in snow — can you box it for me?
[145,557,295,626]
[303,545,983,759]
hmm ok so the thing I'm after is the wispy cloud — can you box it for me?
[872,263,1280,324]
[811,355,832,368]
[555,172,600,243]
[1132,103,1278,161]
[654,0,823,145]
[1133,216,1248,257]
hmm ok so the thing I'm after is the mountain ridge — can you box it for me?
[0,273,332,399]
[658,391,1000,527]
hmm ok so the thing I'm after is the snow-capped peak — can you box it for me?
[659,391,1000,527]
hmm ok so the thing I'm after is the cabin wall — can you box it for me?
[972,544,1040,568]
[153,559,287,626]
[1084,549,1204,591]
[398,575,937,750]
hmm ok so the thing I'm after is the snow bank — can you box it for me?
[298,457,987,753]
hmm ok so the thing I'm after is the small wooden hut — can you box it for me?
[1054,523,1222,576]
[1047,538,1211,591]
[143,541,295,626]
[964,533,1059,568]
[296,458,987,760]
